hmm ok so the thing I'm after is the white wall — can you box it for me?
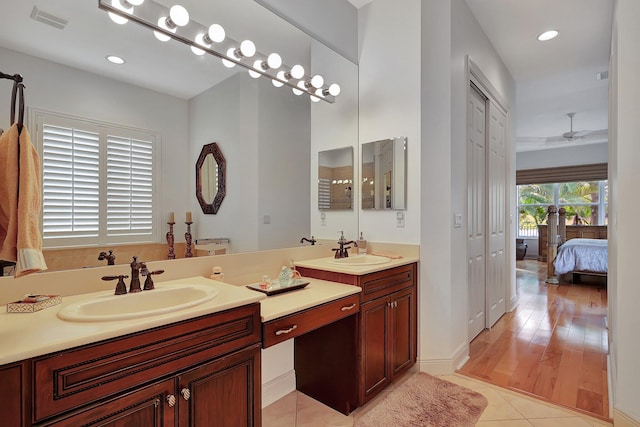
[609,0,640,422]
[516,142,608,170]
[310,39,359,242]
[188,73,311,253]
[0,46,190,241]
[358,0,421,245]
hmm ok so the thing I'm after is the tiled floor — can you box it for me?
[262,371,613,426]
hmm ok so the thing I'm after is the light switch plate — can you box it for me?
[263,215,271,224]
[454,213,462,228]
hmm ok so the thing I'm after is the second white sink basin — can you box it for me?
[58,283,219,322]
[327,255,391,266]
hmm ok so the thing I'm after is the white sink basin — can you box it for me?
[327,255,391,266]
[57,283,219,322]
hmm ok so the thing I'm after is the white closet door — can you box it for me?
[486,100,507,327]
[467,85,487,340]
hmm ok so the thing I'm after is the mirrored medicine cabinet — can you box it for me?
[361,137,407,210]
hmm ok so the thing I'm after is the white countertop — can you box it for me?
[293,255,419,275]
[256,278,361,322]
[0,276,265,365]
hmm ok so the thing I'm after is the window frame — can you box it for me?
[31,109,161,248]
[517,180,608,238]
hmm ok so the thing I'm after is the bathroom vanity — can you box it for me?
[0,278,265,427]
[293,258,418,408]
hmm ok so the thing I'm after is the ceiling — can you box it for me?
[465,0,613,151]
[0,0,310,99]
[0,0,613,151]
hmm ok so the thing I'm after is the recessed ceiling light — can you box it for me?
[106,55,125,65]
[537,30,559,41]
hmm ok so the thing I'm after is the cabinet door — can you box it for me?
[0,362,27,427]
[44,378,175,427]
[360,296,390,403]
[390,287,416,378]
[177,344,261,427]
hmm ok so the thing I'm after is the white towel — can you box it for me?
[0,124,48,277]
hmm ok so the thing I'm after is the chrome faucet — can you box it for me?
[332,231,357,259]
[300,236,317,245]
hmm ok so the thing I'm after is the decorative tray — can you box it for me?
[246,279,310,296]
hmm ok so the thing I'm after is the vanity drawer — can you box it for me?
[262,294,360,348]
[359,264,415,303]
[32,303,260,423]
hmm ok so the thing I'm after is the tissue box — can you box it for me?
[7,295,61,313]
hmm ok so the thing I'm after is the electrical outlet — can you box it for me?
[263,215,271,224]
[454,213,462,228]
[320,212,326,226]
[396,218,405,228]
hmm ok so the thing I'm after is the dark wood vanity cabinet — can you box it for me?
[6,303,262,427]
[296,262,418,406]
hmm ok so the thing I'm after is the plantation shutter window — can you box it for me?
[42,125,100,241]
[35,110,159,248]
[107,135,154,237]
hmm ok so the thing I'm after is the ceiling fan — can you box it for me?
[546,112,608,143]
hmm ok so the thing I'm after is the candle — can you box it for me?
[168,212,174,223]
[186,211,192,222]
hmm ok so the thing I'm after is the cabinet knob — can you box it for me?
[340,303,356,311]
[181,388,191,401]
[275,325,298,335]
[166,394,176,407]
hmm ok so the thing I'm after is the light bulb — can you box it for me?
[290,64,304,80]
[169,5,189,27]
[154,17,173,41]
[315,88,324,98]
[311,75,324,89]
[240,40,256,58]
[267,53,282,69]
[292,87,304,96]
[109,0,131,24]
[326,83,341,97]
[125,0,144,5]
[190,33,207,55]
[297,81,307,91]
[248,61,261,78]
[537,30,558,41]
[222,48,236,68]
[207,24,225,43]
[310,94,321,103]
[272,70,286,87]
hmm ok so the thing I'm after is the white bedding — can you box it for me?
[554,238,608,275]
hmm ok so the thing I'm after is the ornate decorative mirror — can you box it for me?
[196,142,226,214]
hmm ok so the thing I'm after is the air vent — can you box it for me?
[30,6,68,30]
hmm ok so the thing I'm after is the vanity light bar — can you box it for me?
[98,0,338,103]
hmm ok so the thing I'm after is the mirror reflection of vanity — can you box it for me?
[318,147,354,210]
[362,137,407,210]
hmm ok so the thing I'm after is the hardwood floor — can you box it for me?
[458,259,610,420]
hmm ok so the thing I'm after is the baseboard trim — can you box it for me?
[614,408,640,427]
[262,369,296,408]
[418,342,468,375]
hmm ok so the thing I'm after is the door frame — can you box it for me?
[466,56,513,335]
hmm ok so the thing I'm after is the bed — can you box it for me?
[544,206,608,283]
[553,238,608,275]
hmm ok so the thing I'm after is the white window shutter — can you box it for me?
[106,135,154,237]
[42,125,100,240]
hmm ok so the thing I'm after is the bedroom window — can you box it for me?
[517,180,608,238]
[33,110,160,248]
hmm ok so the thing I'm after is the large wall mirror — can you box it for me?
[195,142,226,214]
[362,137,407,210]
[318,147,354,210]
[0,0,358,271]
